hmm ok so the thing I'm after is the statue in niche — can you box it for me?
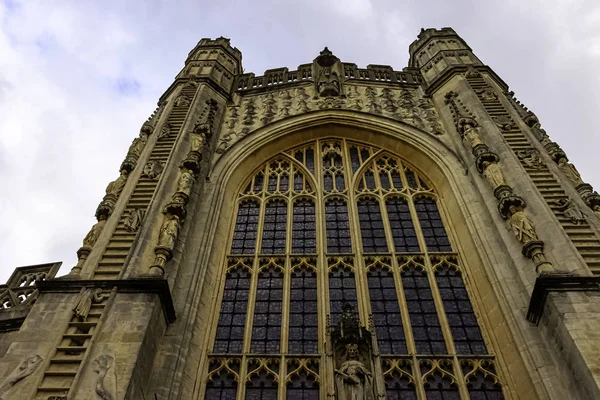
[141,160,164,179]
[508,206,537,244]
[158,215,180,251]
[555,198,585,224]
[516,149,544,169]
[124,208,145,233]
[482,161,506,188]
[126,131,149,160]
[73,287,106,321]
[105,170,128,197]
[158,123,171,139]
[82,215,107,248]
[335,343,373,400]
[174,94,191,107]
[177,169,196,197]
[190,129,206,154]
[0,355,43,399]
[462,123,483,148]
[557,157,584,186]
[93,355,117,400]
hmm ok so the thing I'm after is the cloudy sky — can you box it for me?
[1,0,599,282]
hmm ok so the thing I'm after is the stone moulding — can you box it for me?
[36,279,176,324]
[527,275,600,324]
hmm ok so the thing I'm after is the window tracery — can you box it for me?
[205,139,504,399]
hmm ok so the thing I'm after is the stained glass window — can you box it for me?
[289,266,318,354]
[385,369,418,400]
[251,266,283,353]
[386,197,420,252]
[292,199,316,254]
[261,200,287,254]
[286,364,319,400]
[230,201,260,255]
[357,198,388,253]
[204,362,238,400]
[329,265,358,325]
[246,367,278,400]
[414,198,452,252]
[325,199,352,253]
[214,267,251,353]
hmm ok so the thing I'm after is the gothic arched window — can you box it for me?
[205,139,505,399]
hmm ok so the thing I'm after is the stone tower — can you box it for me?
[1,28,600,400]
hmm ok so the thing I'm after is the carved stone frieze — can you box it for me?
[492,115,517,131]
[73,287,106,321]
[555,198,586,225]
[516,149,545,170]
[124,208,145,233]
[141,160,165,180]
[158,122,172,139]
[0,355,43,400]
[93,354,117,400]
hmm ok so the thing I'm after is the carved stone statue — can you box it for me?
[93,355,117,400]
[141,160,164,179]
[508,206,537,244]
[516,149,544,170]
[126,132,149,159]
[191,131,205,153]
[530,122,547,141]
[105,170,128,197]
[158,215,180,251]
[177,169,196,196]
[492,115,515,131]
[317,66,340,97]
[124,208,145,233]
[0,355,43,399]
[482,161,506,188]
[83,216,107,248]
[174,94,191,107]
[73,287,105,321]
[158,123,171,139]
[557,157,584,186]
[593,205,600,220]
[555,198,585,224]
[335,343,373,400]
[462,123,483,148]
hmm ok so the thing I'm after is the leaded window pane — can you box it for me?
[386,197,420,252]
[231,201,260,255]
[367,267,407,354]
[325,199,352,253]
[329,267,358,325]
[414,198,452,252]
[385,370,418,400]
[261,200,287,254]
[205,368,238,400]
[292,200,316,254]
[246,368,278,400]
[357,198,388,253]
[286,368,319,400]
[289,267,318,354]
[214,268,251,353]
[422,361,461,400]
[436,267,487,355]
[251,267,283,353]
[401,266,446,354]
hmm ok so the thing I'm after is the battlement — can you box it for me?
[236,62,422,92]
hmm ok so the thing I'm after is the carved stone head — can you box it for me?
[313,47,343,97]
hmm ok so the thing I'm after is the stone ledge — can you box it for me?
[527,275,600,324]
[36,279,176,324]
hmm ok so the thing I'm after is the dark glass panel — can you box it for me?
[384,369,418,400]
[231,201,260,255]
[335,172,346,191]
[294,172,303,192]
[414,198,452,252]
[364,170,376,189]
[324,172,334,192]
[463,362,504,400]
[386,198,420,252]
[295,150,304,164]
[267,174,278,193]
[205,368,238,400]
[305,148,315,173]
[401,266,446,354]
[357,198,388,253]
[328,267,358,325]
[367,267,407,354]
[391,171,403,189]
[325,199,352,253]
[246,368,278,400]
[213,268,251,353]
[280,173,289,192]
[286,367,319,400]
[292,199,316,254]
[253,172,264,193]
[261,200,287,254]
[360,148,370,162]
[405,168,419,189]
[422,366,461,400]
[251,267,283,353]
[289,267,319,353]
[350,147,361,173]
[379,171,391,190]
[436,267,487,355]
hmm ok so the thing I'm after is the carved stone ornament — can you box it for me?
[557,157,584,187]
[105,169,129,198]
[516,149,545,170]
[335,343,374,400]
[482,161,507,189]
[124,208,145,233]
[73,287,106,321]
[555,198,585,225]
[0,354,43,400]
[313,47,343,97]
[462,123,483,149]
[158,123,172,139]
[141,160,165,179]
[83,215,108,248]
[476,87,497,101]
[508,206,537,244]
[149,214,181,276]
[417,98,445,135]
[174,94,191,107]
[121,131,150,172]
[492,115,516,131]
[93,354,117,400]
[593,205,600,220]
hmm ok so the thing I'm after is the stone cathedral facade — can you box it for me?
[2,27,600,400]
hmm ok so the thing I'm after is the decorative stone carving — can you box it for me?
[516,149,545,169]
[317,96,344,109]
[121,131,150,171]
[93,355,117,400]
[141,160,165,179]
[226,105,240,130]
[492,115,516,131]
[0,355,43,399]
[174,94,191,107]
[83,215,107,249]
[241,97,257,133]
[346,86,364,111]
[462,123,483,149]
[279,90,292,117]
[105,170,128,198]
[417,98,444,135]
[557,157,584,187]
[530,122,547,141]
[176,169,195,198]
[444,91,478,135]
[313,47,342,97]
[476,88,497,101]
[593,205,600,220]
[508,206,537,244]
[260,92,278,125]
[482,161,506,189]
[182,99,218,173]
[555,198,585,224]
[158,123,172,139]
[294,87,312,114]
[149,215,181,276]
[73,287,106,321]
[365,87,381,115]
[335,343,373,400]
[124,208,145,233]
[380,88,398,114]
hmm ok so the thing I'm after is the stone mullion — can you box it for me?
[279,190,292,358]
